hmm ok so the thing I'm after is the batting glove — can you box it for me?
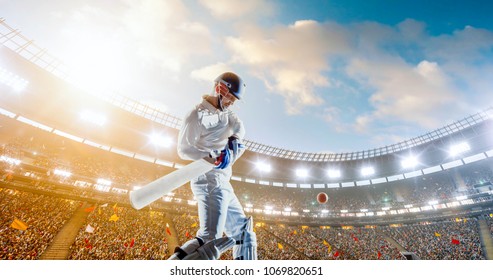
[227,135,245,162]
[209,148,231,169]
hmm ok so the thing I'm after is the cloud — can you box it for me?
[338,22,493,138]
[354,114,374,133]
[347,57,461,129]
[121,0,213,72]
[426,25,493,62]
[225,20,350,114]
[53,0,212,76]
[190,62,233,82]
[198,0,275,20]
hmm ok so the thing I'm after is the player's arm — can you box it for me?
[228,112,246,162]
[177,109,210,161]
[177,109,231,168]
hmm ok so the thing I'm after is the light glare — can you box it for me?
[296,168,309,178]
[401,156,418,168]
[327,169,341,178]
[0,67,29,91]
[449,142,470,156]
[80,110,107,126]
[256,161,272,172]
[150,133,172,148]
[361,167,374,176]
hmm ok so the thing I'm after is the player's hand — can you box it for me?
[209,148,231,169]
[227,135,244,161]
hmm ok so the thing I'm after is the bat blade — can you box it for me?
[129,158,213,210]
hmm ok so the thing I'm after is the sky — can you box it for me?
[2,0,493,153]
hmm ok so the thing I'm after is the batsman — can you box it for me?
[168,72,257,260]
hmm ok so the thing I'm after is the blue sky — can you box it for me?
[2,0,493,153]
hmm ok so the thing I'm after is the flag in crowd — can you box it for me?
[301,225,309,233]
[451,238,460,245]
[323,240,332,253]
[84,206,95,212]
[125,238,135,248]
[109,214,119,222]
[84,238,93,250]
[277,243,284,250]
[10,218,28,231]
[166,223,172,236]
[85,224,95,233]
[434,232,441,237]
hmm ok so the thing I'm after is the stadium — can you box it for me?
[1,17,493,263]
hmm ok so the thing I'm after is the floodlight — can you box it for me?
[321,209,329,213]
[340,210,348,213]
[303,209,310,213]
[296,168,309,178]
[97,178,112,186]
[401,156,418,168]
[284,207,292,212]
[0,67,29,91]
[149,133,172,148]
[54,169,72,178]
[264,205,273,210]
[327,169,341,178]
[449,142,470,156]
[255,161,272,172]
[455,195,467,201]
[80,110,107,126]
[0,155,21,165]
[361,167,374,176]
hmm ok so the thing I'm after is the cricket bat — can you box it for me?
[129,158,214,210]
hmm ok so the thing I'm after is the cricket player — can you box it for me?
[168,72,257,260]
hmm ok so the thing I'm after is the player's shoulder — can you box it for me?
[226,109,241,120]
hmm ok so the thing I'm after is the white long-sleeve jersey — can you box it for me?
[177,97,245,178]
